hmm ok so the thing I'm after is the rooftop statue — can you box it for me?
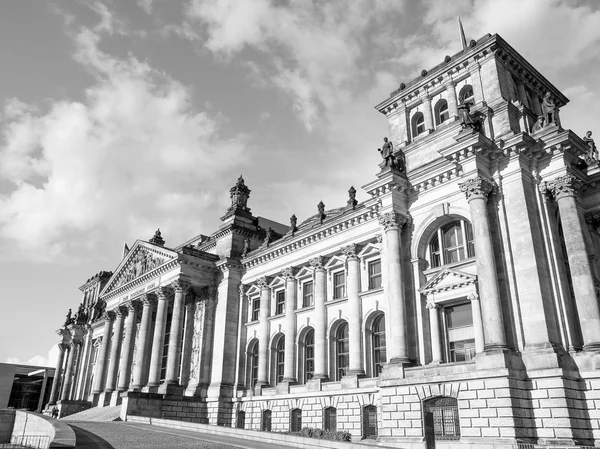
[149,228,165,246]
[583,131,598,164]
[457,99,481,133]
[378,137,406,173]
[541,92,560,127]
[289,214,298,234]
[317,201,326,223]
[531,116,545,133]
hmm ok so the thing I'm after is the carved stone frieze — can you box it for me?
[115,247,166,288]
[458,176,493,202]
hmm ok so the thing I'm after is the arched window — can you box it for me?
[423,397,460,440]
[261,410,272,432]
[276,338,285,384]
[336,322,349,380]
[249,341,259,387]
[324,407,337,432]
[458,85,474,104]
[362,405,378,439]
[304,329,315,382]
[429,220,474,268]
[236,411,245,429]
[372,315,386,376]
[434,99,449,125]
[412,112,426,138]
[290,408,302,432]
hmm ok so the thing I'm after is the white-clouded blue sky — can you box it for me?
[1,0,599,367]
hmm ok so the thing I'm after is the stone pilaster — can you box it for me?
[47,336,69,405]
[179,293,196,388]
[92,312,114,394]
[459,177,507,352]
[342,244,364,376]
[131,294,155,390]
[378,211,410,364]
[60,336,82,402]
[445,82,458,119]
[164,279,191,386]
[117,301,139,391]
[310,257,328,380]
[422,96,434,132]
[281,268,297,383]
[147,287,170,388]
[256,276,271,388]
[426,301,442,364]
[105,307,126,393]
[468,292,485,354]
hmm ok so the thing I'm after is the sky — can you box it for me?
[1,0,599,367]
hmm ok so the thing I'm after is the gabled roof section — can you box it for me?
[100,240,178,297]
[419,268,477,295]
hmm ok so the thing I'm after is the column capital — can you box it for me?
[102,310,116,322]
[445,80,457,89]
[256,276,272,289]
[341,243,361,260]
[281,267,297,281]
[548,175,582,200]
[425,300,439,310]
[468,292,480,302]
[459,176,493,202]
[171,279,192,293]
[156,286,172,300]
[58,342,70,352]
[309,256,327,271]
[142,293,157,307]
[378,211,408,231]
[115,306,128,318]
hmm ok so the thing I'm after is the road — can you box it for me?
[67,421,294,449]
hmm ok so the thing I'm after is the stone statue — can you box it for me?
[263,228,273,247]
[242,238,249,257]
[149,228,165,246]
[395,148,406,173]
[289,214,298,234]
[64,309,73,326]
[457,99,481,132]
[583,131,598,164]
[317,201,326,223]
[531,116,545,133]
[541,92,558,126]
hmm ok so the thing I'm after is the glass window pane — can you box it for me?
[446,303,473,328]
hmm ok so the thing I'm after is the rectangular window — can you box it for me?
[333,271,346,299]
[275,291,285,315]
[368,260,382,290]
[445,303,476,363]
[302,282,314,307]
[252,298,260,321]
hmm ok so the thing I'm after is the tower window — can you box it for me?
[412,112,426,137]
[458,85,474,104]
[435,99,450,125]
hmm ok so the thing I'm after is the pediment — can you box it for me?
[295,266,313,279]
[357,242,381,258]
[420,268,476,295]
[324,255,345,270]
[101,240,178,296]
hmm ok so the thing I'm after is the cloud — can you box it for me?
[5,345,59,368]
[0,23,250,262]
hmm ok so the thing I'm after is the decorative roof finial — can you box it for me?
[289,214,298,235]
[347,186,357,210]
[228,175,251,213]
[149,228,165,246]
[317,201,326,224]
[457,16,467,50]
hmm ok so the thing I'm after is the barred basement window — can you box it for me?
[236,411,245,429]
[290,408,302,432]
[324,407,337,432]
[362,405,378,439]
[262,410,272,432]
[423,396,460,440]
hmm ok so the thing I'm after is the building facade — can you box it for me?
[47,33,600,448]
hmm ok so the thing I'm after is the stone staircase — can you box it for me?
[63,405,122,422]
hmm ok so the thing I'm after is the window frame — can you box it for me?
[442,302,476,363]
[335,322,349,380]
[304,329,315,382]
[290,408,302,432]
[302,281,314,308]
[458,84,474,105]
[251,297,260,322]
[428,219,475,269]
[372,314,386,376]
[275,290,285,315]
[434,99,450,125]
[324,407,337,432]
[412,112,426,137]
[368,259,382,290]
[333,271,346,299]
[276,337,285,384]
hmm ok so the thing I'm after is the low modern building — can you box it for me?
[0,363,54,413]
[46,32,600,448]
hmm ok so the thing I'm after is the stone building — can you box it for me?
[46,33,600,448]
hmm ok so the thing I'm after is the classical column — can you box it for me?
[165,280,190,385]
[104,307,125,392]
[131,294,156,390]
[378,212,410,363]
[147,288,170,388]
[48,340,68,405]
[549,175,600,351]
[92,312,114,394]
[179,294,196,387]
[74,327,92,400]
[60,337,82,401]
[459,177,507,351]
[422,96,434,131]
[426,301,442,364]
[281,268,297,382]
[310,257,328,380]
[516,78,529,107]
[256,277,270,388]
[342,244,364,375]
[468,292,485,354]
[117,302,139,391]
[445,82,458,119]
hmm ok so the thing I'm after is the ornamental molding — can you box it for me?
[341,243,362,260]
[378,212,409,231]
[281,267,297,282]
[420,268,477,295]
[309,256,328,271]
[459,176,494,202]
[540,174,582,200]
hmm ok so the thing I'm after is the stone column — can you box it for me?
[516,79,529,107]
[131,294,156,390]
[378,212,410,363]
[459,177,507,351]
[165,280,190,385]
[48,340,69,405]
[342,244,364,375]
[74,327,92,400]
[310,257,328,380]
[426,301,442,364]
[147,288,170,388]
[117,302,139,391]
[104,307,125,392]
[60,337,81,401]
[468,292,485,354]
[422,96,434,132]
[281,268,297,383]
[92,312,114,394]
[179,294,196,387]
[549,175,600,351]
[445,82,458,119]
[256,277,271,388]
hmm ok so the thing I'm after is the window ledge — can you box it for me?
[327,297,347,306]
[296,305,315,314]
[360,287,383,298]
[423,257,476,276]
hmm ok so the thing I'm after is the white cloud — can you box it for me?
[5,345,59,368]
[0,24,250,262]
